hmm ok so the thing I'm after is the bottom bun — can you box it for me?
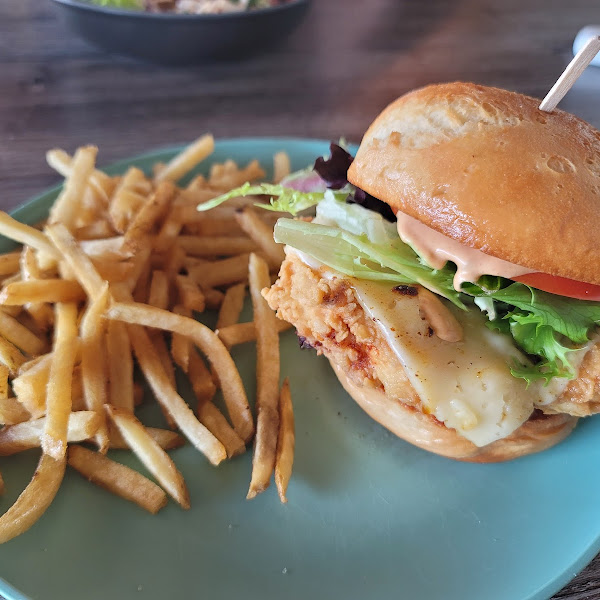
[330,360,578,463]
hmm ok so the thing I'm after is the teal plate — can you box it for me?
[1,138,599,600]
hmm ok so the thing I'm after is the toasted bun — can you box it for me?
[330,360,577,462]
[348,82,600,285]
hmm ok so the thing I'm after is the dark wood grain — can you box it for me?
[1,1,600,598]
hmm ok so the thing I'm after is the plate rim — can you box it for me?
[0,136,598,600]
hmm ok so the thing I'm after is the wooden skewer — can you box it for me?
[539,35,600,112]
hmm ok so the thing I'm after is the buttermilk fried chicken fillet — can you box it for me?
[200,82,600,462]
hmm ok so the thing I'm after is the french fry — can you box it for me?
[216,282,245,330]
[75,219,116,241]
[0,364,8,399]
[155,215,183,253]
[189,253,250,289]
[273,151,291,184]
[80,284,110,453]
[42,302,78,460]
[46,148,114,203]
[164,243,186,282]
[48,145,97,230]
[108,301,254,444]
[105,405,190,509]
[0,279,86,305]
[0,453,66,544]
[275,378,294,503]
[106,320,134,412]
[68,445,168,514]
[197,402,245,458]
[204,288,225,310]
[174,274,205,312]
[46,223,106,300]
[0,251,21,277]
[124,181,177,252]
[188,349,217,404]
[125,321,226,465]
[247,253,280,499]
[0,212,59,261]
[125,239,152,293]
[109,167,149,233]
[79,236,133,261]
[108,425,185,451]
[217,319,292,348]
[235,207,285,270]
[0,411,101,456]
[0,396,31,425]
[0,310,46,356]
[12,352,53,418]
[155,134,214,183]
[178,236,257,257]
[148,270,169,310]
[171,305,192,373]
[0,335,27,375]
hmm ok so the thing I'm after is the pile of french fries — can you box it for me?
[0,135,296,543]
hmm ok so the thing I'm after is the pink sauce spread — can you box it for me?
[396,212,532,289]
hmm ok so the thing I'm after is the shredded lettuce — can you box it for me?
[197,182,347,215]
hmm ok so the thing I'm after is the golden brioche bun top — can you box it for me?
[348,82,600,285]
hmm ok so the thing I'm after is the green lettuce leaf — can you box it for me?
[196,183,347,215]
[274,218,465,308]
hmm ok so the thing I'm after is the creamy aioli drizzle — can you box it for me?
[395,212,532,289]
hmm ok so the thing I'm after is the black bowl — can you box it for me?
[51,0,310,65]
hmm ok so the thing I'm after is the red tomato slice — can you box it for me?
[513,272,600,301]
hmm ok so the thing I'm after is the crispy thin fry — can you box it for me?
[108,425,185,451]
[0,453,66,544]
[247,253,280,499]
[108,301,254,444]
[0,335,27,375]
[204,288,225,310]
[156,134,215,183]
[275,378,294,503]
[236,207,285,270]
[46,223,106,300]
[0,396,31,425]
[81,284,110,453]
[49,145,97,230]
[174,274,205,312]
[189,253,250,289]
[105,405,190,509]
[171,305,192,373]
[216,282,245,330]
[188,350,217,403]
[109,167,149,233]
[126,239,152,293]
[273,151,291,184]
[12,352,53,417]
[126,321,226,465]
[124,181,177,251]
[0,251,21,277]
[155,215,183,253]
[0,212,59,260]
[197,402,245,458]
[148,270,169,310]
[75,219,116,240]
[106,320,134,412]
[0,310,45,356]
[46,148,114,203]
[217,319,292,347]
[0,279,86,305]
[79,236,133,260]
[68,445,167,514]
[0,411,101,456]
[164,243,186,282]
[42,302,78,460]
[0,364,8,400]
[178,236,257,257]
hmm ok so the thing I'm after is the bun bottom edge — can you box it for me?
[329,359,578,463]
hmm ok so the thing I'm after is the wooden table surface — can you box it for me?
[2,1,600,598]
